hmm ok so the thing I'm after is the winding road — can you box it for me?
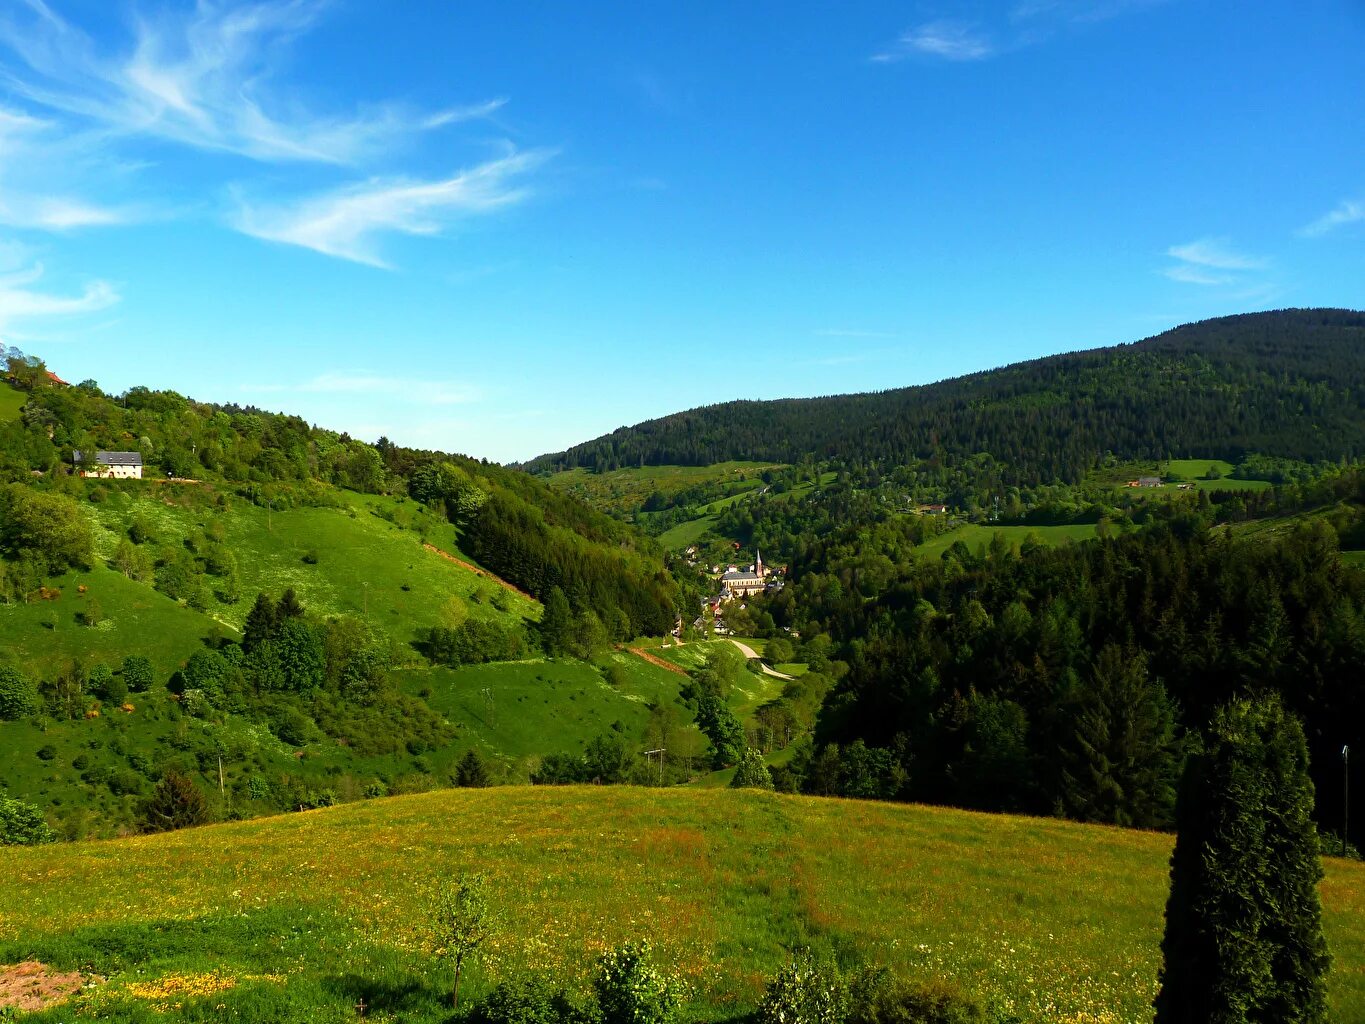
[728,640,795,680]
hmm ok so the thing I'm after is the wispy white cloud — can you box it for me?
[875,0,1162,63]
[1165,238,1266,271]
[0,259,118,328]
[0,0,502,165]
[873,22,995,63]
[1162,237,1268,288]
[1300,199,1365,238]
[0,194,131,230]
[245,372,481,406]
[233,149,549,266]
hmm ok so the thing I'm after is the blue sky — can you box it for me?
[0,0,1362,463]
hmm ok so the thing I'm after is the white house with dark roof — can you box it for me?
[73,450,143,480]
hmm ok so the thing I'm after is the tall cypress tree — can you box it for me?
[1154,695,1330,1023]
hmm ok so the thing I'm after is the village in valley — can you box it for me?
[682,545,787,638]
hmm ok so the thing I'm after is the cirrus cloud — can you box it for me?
[233,149,550,267]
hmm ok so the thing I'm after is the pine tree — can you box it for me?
[243,592,278,654]
[1060,645,1180,828]
[277,587,305,619]
[140,771,212,833]
[1154,695,1331,1023]
[456,749,490,788]
[539,586,573,657]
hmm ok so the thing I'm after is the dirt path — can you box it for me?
[728,640,795,680]
[0,961,96,1013]
[421,543,538,603]
[626,647,690,676]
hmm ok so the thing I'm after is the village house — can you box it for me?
[1125,476,1163,488]
[72,450,143,480]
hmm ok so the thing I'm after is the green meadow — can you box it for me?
[1,786,1362,1023]
[657,513,720,551]
[545,462,782,518]
[0,379,24,422]
[81,485,539,641]
[396,653,704,772]
[1,484,539,680]
[912,523,1100,560]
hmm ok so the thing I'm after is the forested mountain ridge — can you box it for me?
[523,309,1365,484]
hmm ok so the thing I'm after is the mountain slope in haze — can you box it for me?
[524,309,1365,484]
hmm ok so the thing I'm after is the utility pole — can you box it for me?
[1345,745,1351,858]
[362,581,369,617]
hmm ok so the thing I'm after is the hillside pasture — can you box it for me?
[0,787,1361,1023]
[545,462,781,518]
[657,513,719,551]
[82,487,539,647]
[397,654,700,772]
[912,523,1100,560]
[0,380,24,422]
[0,562,213,681]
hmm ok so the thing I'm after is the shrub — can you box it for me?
[757,953,845,1024]
[89,663,128,704]
[731,747,775,790]
[273,707,317,746]
[0,665,38,720]
[0,797,56,846]
[36,744,56,761]
[847,970,992,1024]
[121,654,155,692]
[593,941,683,1024]
[473,976,585,1024]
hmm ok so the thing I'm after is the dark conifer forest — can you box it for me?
[525,309,1365,483]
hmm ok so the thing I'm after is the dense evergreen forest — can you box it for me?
[525,309,1365,485]
[0,345,678,636]
[745,490,1365,840]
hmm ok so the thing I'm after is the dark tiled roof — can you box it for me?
[72,450,143,466]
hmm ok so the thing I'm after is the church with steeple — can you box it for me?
[719,549,768,599]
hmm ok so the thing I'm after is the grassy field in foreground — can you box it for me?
[1,787,1362,1023]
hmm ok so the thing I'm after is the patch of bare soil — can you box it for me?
[0,960,99,1012]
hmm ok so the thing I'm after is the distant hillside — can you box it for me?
[0,348,697,837]
[524,309,1365,485]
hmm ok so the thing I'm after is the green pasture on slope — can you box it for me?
[396,653,703,771]
[657,513,720,551]
[0,380,24,421]
[546,462,781,517]
[0,562,213,681]
[1,786,1362,1023]
[912,523,1100,560]
[82,487,538,646]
